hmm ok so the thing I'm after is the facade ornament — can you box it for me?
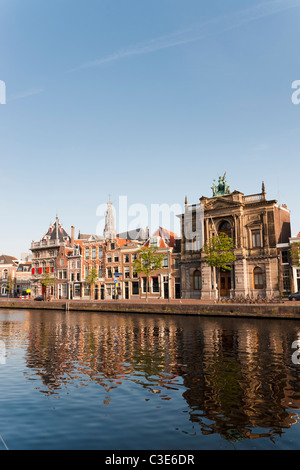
[211,172,231,197]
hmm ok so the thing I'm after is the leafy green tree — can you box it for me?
[133,246,165,299]
[85,266,98,299]
[40,272,56,300]
[290,242,300,267]
[5,275,15,298]
[203,232,236,300]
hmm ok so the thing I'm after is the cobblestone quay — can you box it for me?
[0,298,300,319]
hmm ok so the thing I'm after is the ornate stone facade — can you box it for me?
[180,180,291,300]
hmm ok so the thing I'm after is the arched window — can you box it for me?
[218,220,231,236]
[253,267,264,289]
[1,284,7,295]
[193,270,201,290]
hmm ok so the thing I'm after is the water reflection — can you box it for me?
[1,309,300,445]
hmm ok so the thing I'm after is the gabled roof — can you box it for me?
[0,254,18,265]
[143,227,179,248]
[42,217,70,244]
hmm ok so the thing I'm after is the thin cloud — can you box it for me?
[10,87,44,101]
[71,0,300,72]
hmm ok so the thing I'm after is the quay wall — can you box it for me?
[0,299,300,319]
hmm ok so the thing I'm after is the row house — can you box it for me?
[15,262,32,297]
[79,227,181,301]
[277,231,300,296]
[0,255,18,297]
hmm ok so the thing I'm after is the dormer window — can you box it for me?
[150,237,160,247]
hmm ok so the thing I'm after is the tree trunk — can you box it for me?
[146,276,149,301]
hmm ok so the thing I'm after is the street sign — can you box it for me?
[114,273,123,277]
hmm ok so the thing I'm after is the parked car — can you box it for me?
[289,291,300,301]
[34,295,44,301]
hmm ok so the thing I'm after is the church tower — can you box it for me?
[103,199,117,240]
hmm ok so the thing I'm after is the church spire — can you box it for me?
[104,198,116,240]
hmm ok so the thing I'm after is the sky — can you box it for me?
[1,0,300,257]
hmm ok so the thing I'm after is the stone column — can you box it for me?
[233,259,249,298]
[201,263,215,300]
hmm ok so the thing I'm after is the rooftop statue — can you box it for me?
[211,172,231,197]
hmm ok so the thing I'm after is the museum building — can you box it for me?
[179,175,291,300]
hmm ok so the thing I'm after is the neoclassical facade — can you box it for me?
[180,178,291,300]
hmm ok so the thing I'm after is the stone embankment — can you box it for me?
[0,298,300,319]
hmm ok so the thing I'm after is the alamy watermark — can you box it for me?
[96,195,204,251]
[0,340,6,364]
[291,340,300,365]
[291,80,300,105]
[0,80,6,104]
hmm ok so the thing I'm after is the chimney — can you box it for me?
[71,226,75,246]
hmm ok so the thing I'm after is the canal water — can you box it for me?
[0,308,300,450]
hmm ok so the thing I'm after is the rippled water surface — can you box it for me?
[1,308,300,450]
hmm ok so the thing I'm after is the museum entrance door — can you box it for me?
[219,270,231,297]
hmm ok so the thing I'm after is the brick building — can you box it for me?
[30,217,72,299]
[0,255,18,297]
[14,262,32,298]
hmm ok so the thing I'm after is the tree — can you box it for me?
[203,232,236,301]
[5,275,15,298]
[85,266,98,300]
[133,246,165,300]
[40,272,56,300]
[290,242,300,267]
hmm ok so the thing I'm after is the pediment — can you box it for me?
[204,197,241,211]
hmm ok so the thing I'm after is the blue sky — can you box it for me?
[1,0,300,256]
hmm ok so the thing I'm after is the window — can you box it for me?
[99,247,103,259]
[98,266,103,278]
[132,281,139,295]
[218,221,231,236]
[2,269,8,280]
[252,229,261,248]
[163,256,168,268]
[1,284,7,295]
[107,267,112,278]
[282,251,289,264]
[124,267,130,278]
[107,255,112,263]
[110,243,115,250]
[92,247,96,259]
[76,260,81,269]
[76,273,80,281]
[85,266,89,278]
[74,284,81,297]
[193,270,201,290]
[174,258,179,270]
[142,278,150,293]
[150,237,159,247]
[85,247,89,260]
[152,277,159,293]
[124,254,130,263]
[253,267,264,289]
[283,266,291,293]
[114,255,119,263]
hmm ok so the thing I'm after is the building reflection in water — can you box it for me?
[2,310,300,443]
